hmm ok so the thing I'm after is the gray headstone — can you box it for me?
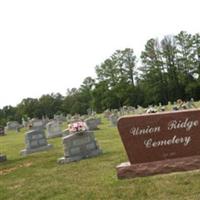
[29,119,44,131]
[109,114,118,127]
[58,131,102,164]
[85,118,99,130]
[5,121,21,132]
[46,121,63,138]
[20,129,52,156]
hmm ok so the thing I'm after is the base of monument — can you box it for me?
[20,144,53,156]
[116,155,200,179]
[57,149,102,164]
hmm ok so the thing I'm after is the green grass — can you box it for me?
[1,116,200,200]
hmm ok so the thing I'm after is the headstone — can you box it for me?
[5,121,21,132]
[161,106,165,112]
[66,114,72,122]
[172,101,179,111]
[0,126,5,136]
[29,118,44,131]
[135,106,145,114]
[104,110,111,119]
[46,121,63,138]
[62,128,70,136]
[0,154,7,162]
[22,117,28,128]
[42,116,50,126]
[109,114,118,127]
[69,114,81,124]
[168,101,172,106]
[146,106,157,113]
[96,117,101,125]
[58,131,102,164]
[54,114,66,124]
[87,108,92,116]
[127,106,135,115]
[187,98,197,109]
[116,109,200,179]
[20,129,53,156]
[166,101,172,110]
[85,118,99,130]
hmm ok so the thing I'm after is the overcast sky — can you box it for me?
[0,0,199,108]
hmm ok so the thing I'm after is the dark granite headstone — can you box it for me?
[0,154,7,162]
[0,127,5,136]
[116,109,200,179]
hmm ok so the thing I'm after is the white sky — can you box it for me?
[0,0,199,108]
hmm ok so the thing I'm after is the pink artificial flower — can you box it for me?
[68,121,88,133]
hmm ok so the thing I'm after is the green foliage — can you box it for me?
[139,31,200,105]
[0,31,199,122]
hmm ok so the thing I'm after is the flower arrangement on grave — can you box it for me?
[68,121,88,134]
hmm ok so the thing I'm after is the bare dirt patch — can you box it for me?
[0,162,32,176]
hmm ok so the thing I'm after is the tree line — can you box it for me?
[0,31,199,126]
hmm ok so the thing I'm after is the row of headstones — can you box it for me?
[105,99,198,127]
[48,117,101,137]
[1,119,55,136]
[0,117,102,163]
[2,111,99,133]
[19,126,102,163]
[3,114,69,133]
[48,117,101,138]
[3,118,50,133]
[1,115,101,134]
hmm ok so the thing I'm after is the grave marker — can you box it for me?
[58,131,102,164]
[20,129,53,156]
[0,127,5,136]
[46,121,63,138]
[5,121,21,132]
[0,154,7,162]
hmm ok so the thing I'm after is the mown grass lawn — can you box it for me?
[0,116,200,200]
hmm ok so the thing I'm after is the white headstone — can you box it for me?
[46,121,63,138]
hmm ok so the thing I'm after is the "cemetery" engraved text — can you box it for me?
[129,118,199,149]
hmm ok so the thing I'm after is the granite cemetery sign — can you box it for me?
[116,109,200,179]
